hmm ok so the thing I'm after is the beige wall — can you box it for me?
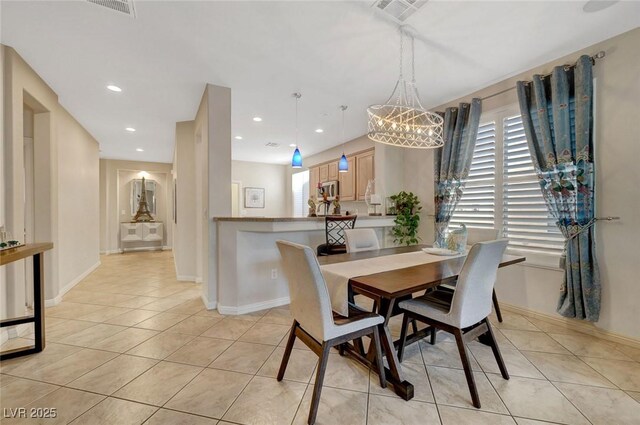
[422,28,640,340]
[99,159,173,253]
[232,160,288,217]
[1,45,100,310]
[173,120,196,280]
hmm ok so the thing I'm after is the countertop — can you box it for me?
[212,215,395,222]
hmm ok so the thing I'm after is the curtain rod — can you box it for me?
[480,51,606,102]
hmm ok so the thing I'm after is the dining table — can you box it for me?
[316,244,526,401]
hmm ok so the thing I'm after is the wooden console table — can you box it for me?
[0,242,53,360]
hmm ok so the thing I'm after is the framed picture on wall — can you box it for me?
[244,187,265,208]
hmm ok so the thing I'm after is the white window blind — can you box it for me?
[450,121,496,229]
[292,170,309,217]
[502,115,564,255]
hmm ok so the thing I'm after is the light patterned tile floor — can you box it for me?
[1,250,640,424]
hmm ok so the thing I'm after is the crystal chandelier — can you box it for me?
[367,28,444,149]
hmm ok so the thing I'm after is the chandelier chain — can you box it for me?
[399,27,404,79]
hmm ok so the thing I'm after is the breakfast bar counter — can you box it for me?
[212,216,396,315]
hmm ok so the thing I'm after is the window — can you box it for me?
[451,108,563,259]
[502,115,564,255]
[450,121,496,229]
[292,170,309,217]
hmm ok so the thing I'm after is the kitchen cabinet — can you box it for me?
[319,164,329,183]
[328,162,339,181]
[338,156,356,201]
[356,150,375,201]
[309,166,319,199]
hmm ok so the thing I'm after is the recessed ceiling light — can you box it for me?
[583,0,618,13]
[253,117,262,122]
[106,85,122,92]
[136,148,144,152]
[234,136,243,140]
[125,127,136,132]
[289,144,296,147]
[315,128,324,133]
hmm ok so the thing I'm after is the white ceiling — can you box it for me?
[2,1,639,164]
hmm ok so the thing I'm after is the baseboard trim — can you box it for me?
[177,275,198,282]
[45,260,101,307]
[201,293,217,310]
[100,249,121,255]
[501,302,640,349]
[218,296,290,316]
[121,246,165,253]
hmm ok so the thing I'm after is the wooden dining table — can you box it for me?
[316,244,525,401]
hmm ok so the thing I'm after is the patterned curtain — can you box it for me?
[433,98,482,247]
[516,55,600,321]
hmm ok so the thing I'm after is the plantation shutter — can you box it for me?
[502,115,564,255]
[292,170,309,217]
[450,121,496,229]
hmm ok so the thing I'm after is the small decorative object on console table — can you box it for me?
[244,187,265,208]
[133,176,155,222]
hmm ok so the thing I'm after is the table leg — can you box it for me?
[365,297,414,400]
[33,253,45,353]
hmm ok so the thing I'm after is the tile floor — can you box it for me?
[1,250,640,424]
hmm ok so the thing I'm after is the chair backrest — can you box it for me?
[449,239,508,328]
[325,215,357,252]
[344,228,380,253]
[276,240,335,342]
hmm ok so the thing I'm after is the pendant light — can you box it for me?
[367,27,444,149]
[338,105,349,173]
[291,92,303,168]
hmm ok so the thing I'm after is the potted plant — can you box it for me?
[390,191,422,246]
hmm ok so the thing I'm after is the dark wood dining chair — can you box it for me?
[397,240,510,409]
[316,215,357,256]
[276,240,386,425]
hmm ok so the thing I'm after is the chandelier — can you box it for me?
[367,28,444,149]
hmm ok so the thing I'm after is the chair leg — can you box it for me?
[371,326,387,388]
[308,342,331,425]
[397,313,410,362]
[430,326,437,345]
[492,289,503,323]
[484,319,509,380]
[453,328,481,409]
[277,321,298,381]
[411,319,419,334]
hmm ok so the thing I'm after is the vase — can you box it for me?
[434,222,449,248]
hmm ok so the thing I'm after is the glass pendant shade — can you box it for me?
[338,154,348,172]
[291,147,302,168]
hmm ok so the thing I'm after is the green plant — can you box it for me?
[390,191,422,246]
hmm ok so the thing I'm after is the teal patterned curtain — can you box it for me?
[516,55,600,321]
[434,98,482,247]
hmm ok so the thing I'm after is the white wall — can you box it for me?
[427,28,640,340]
[232,160,288,217]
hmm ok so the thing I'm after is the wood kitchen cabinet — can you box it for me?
[356,150,375,201]
[319,164,329,183]
[328,162,339,181]
[309,166,319,198]
[338,156,356,201]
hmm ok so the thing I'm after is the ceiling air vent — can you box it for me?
[265,142,280,148]
[372,0,428,23]
[86,0,136,18]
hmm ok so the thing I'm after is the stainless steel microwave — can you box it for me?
[317,180,339,201]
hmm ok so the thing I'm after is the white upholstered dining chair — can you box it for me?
[397,239,510,409]
[276,240,386,425]
[344,228,380,253]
